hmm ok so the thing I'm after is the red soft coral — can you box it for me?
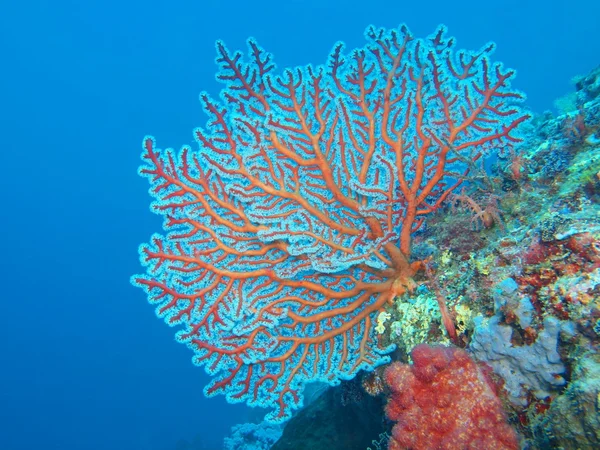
[384,345,519,450]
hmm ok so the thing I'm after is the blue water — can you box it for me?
[1,1,598,449]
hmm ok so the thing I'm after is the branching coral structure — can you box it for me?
[132,24,529,422]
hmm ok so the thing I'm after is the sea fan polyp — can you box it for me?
[133,23,529,422]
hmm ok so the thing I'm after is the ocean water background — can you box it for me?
[0,1,598,449]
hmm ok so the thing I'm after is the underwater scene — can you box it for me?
[2,1,599,450]
[133,27,600,450]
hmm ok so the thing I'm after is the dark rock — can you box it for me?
[271,383,388,450]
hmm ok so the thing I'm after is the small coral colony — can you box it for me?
[133,23,600,449]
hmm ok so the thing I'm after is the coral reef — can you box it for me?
[378,63,600,448]
[470,315,568,406]
[133,22,527,422]
[384,344,519,449]
[389,287,450,354]
[135,16,600,448]
[532,351,600,448]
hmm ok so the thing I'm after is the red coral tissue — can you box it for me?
[384,344,519,450]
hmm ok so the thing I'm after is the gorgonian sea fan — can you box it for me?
[133,24,529,422]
